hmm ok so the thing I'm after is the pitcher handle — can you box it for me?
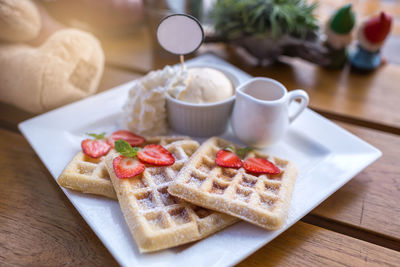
[288,90,309,123]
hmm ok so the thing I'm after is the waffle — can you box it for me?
[168,137,298,230]
[105,139,238,252]
[57,136,190,199]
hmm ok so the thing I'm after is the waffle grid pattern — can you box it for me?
[105,140,238,252]
[169,137,297,230]
[57,136,190,199]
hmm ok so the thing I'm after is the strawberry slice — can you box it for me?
[108,130,145,147]
[137,144,175,166]
[81,139,111,158]
[113,155,145,179]
[243,158,280,175]
[215,150,243,168]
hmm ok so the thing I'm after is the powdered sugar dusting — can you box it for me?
[169,137,297,230]
[105,139,238,251]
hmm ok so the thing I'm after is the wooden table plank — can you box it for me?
[0,129,117,266]
[97,65,141,93]
[101,31,400,71]
[0,66,141,132]
[100,25,153,74]
[1,128,399,266]
[238,221,400,267]
[310,121,400,240]
[0,103,32,132]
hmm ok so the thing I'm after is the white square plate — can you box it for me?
[19,54,381,267]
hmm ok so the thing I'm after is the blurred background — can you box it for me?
[0,0,399,117]
[30,0,400,72]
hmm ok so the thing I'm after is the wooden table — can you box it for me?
[1,1,400,266]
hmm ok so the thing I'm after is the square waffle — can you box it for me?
[168,137,298,230]
[105,139,238,252]
[57,136,190,199]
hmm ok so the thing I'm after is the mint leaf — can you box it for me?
[87,132,106,140]
[236,147,253,159]
[223,146,253,159]
[115,140,139,158]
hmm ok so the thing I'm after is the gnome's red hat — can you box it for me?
[363,12,392,43]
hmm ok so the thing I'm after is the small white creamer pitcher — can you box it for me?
[231,77,309,147]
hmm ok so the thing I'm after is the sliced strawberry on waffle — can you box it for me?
[108,130,145,147]
[243,158,280,175]
[81,132,111,158]
[113,139,144,178]
[113,155,145,179]
[137,144,175,166]
[215,150,243,168]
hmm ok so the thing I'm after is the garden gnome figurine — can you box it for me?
[350,12,392,71]
[324,4,355,68]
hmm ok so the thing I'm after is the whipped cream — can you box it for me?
[122,66,188,136]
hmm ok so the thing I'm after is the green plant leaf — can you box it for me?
[236,147,254,159]
[115,140,139,158]
[211,0,318,40]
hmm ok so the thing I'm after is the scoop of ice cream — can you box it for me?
[176,67,233,104]
[122,66,234,135]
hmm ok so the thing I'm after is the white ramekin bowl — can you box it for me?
[166,66,239,137]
